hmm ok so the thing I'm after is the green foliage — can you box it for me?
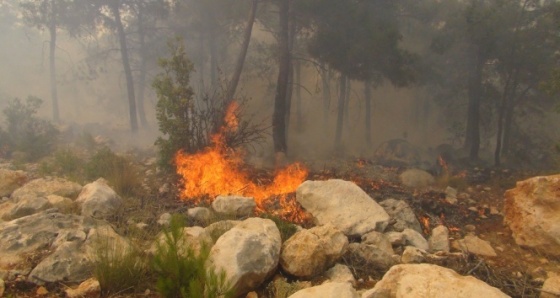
[85,147,141,197]
[1,96,58,162]
[264,277,306,298]
[152,215,234,298]
[92,235,150,295]
[153,38,200,171]
[262,214,298,242]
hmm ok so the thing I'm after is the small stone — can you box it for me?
[246,291,258,298]
[458,192,471,200]
[401,246,426,263]
[464,225,476,232]
[483,187,491,192]
[468,206,478,212]
[157,212,172,226]
[65,278,101,298]
[489,206,500,215]
[325,264,356,286]
[496,246,505,252]
[429,225,450,252]
[402,228,429,251]
[135,222,148,229]
[187,207,212,223]
[540,258,549,264]
[456,235,497,257]
[385,231,405,246]
[37,286,49,295]
[0,278,4,297]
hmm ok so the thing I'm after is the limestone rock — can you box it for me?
[46,195,74,213]
[207,218,281,296]
[402,228,429,251]
[325,264,356,286]
[401,246,427,264]
[429,225,450,253]
[187,207,212,223]
[75,178,122,219]
[150,226,213,256]
[296,179,390,236]
[345,243,396,271]
[362,231,394,255]
[541,275,560,298]
[504,175,560,256]
[212,196,256,217]
[280,224,348,278]
[65,278,101,298]
[455,235,497,257]
[362,264,509,298]
[0,278,4,297]
[399,169,435,188]
[28,241,91,284]
[289,282,359,298]
[385,231,406,246]
[204,220,241,242]
[157,213,171,226]
[379,199,422,233]
[4,196,52,220]
[0,169,27,197]
[11,177,81,201]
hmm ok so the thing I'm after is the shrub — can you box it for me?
[85,147,141,197]
[1,96,58,161]
[152,215,234,298]
[39,148,85,181]
[92,235,150,295]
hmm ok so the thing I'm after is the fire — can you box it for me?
[174,102,309,222]
[420,215,431,234]
[438,155,449,175]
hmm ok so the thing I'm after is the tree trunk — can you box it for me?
[209,28,218,89]
[365,79,372,146]
[285,2,296,137]
[272,0,290,156]
[295,59,302,132]
[136,4,148,128]
[344,77,351,126]
[334,74,347,155]
[49,0,59,123]
[464,51,483,160]
[320,64,331,128]
[225,0,258,102]
[112,0,138,132]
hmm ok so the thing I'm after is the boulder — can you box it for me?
[28,241,91,284]
[207,218,281,296]
[3,196,52,220]
[541,274,560,298]
[11,177,81,201]
[65,278,101,298]
[399,169,435,188]
[362,264,509,298]
[361,231,394,255]
[504,175,560,256]
[379,199,422,233]
[75,178,122,219]
[280,224,348,278]
[212,196,256,217]
[288,282,359,298]
[46,195,74,213]
[204,220,241,242]
[187,207,213,223]
[401,246,427,264]
[0,169,27,197]
[296,180,390,236]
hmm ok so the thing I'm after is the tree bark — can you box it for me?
[334,74,347,155]
[136,4,148,128]
[344,77,351,126]
[464,50,483,160]
[225,0,258,102]
[111,0,138,132]
[320,65,331,128]
[49,0,59,123]
[365,79,372,146]
[272,0,290,155]
[295,59,302,132]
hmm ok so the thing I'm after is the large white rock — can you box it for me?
[280,224,348,278]
[454,235,497,257]
[541,274,560,298]
[429,225,450,252]
[504,175,560,256]
[75,178,122,218]
[207,217,281,296]
[379,199,422,233]
[2,195,52,220]
[0,169,27,198]
[296,180,390,236]
[362,264,509,298]
[212,196,256,217]
[11,177,82,201]
[289,282,359,298]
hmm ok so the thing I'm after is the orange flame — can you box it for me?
[438,155,449,175]
[420,216,431,234]
[175,102,309,222]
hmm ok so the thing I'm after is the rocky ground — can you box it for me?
[0,143,559,298]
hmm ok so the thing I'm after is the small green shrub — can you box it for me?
[1,96,58,161]
[152,215,234,298]
[39,148,86,180]
[263,214,298,242]
[92,236,150,295]
[85,147,141,197]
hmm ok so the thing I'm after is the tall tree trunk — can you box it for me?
[320,64,331,128]
[285,2,296,137]
[136,4,148,128]
[198,32,205,94]
[112,0,138,132]
[464,51,483,160]
[344,77,351,126]
[209,28,218,89]
[334,74,347,155]
[225,0,258,102]
[272,0,290,157]
[364,79,373,146]
[49,0,59,123]
[295,59,302,132]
